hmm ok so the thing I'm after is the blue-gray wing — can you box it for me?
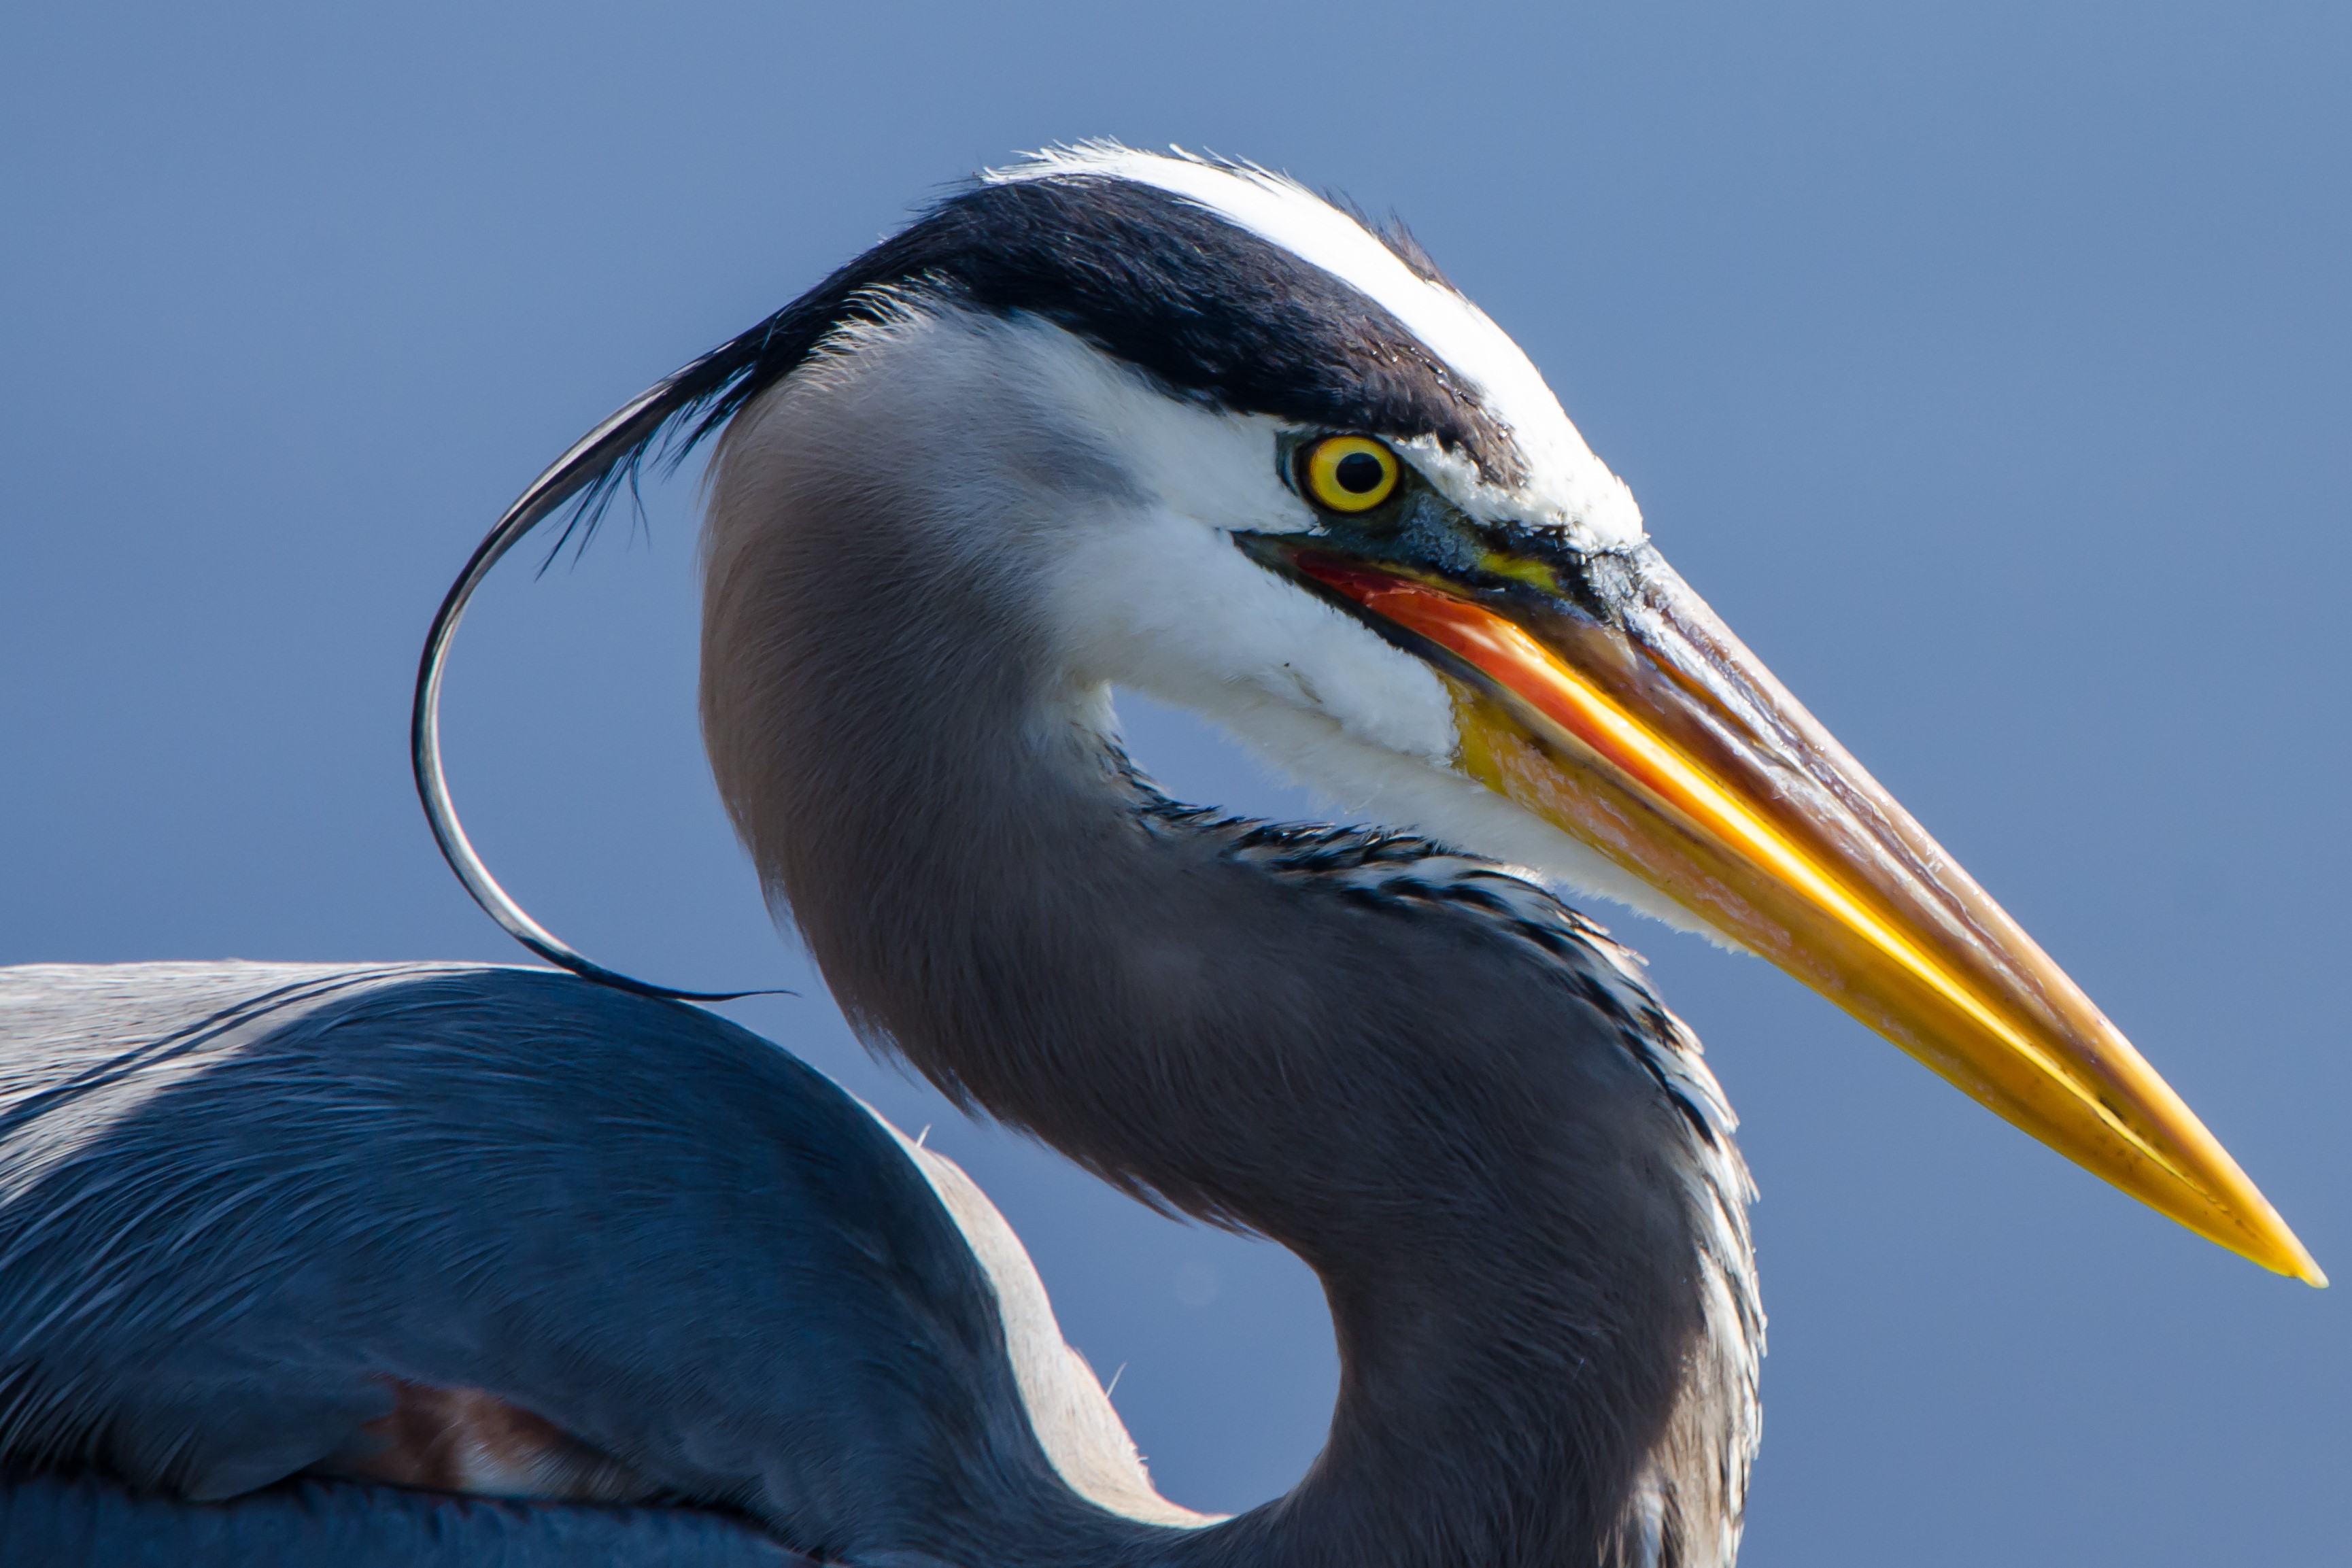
[0,1471,804,1566]
[0,961,1091,1564]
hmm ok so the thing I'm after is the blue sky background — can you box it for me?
[3,3,2346,1561]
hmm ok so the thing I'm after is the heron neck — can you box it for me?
[699,411,1752,1568]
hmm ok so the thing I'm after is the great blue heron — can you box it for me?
[0,146,2320,1567]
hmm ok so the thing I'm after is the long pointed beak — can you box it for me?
[1258,539,2321,1284]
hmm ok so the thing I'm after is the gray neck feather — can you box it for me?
[700,307,1758,1568]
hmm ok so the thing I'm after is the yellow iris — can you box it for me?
[1303,435,1401,513]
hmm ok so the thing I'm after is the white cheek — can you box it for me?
[1047,501,1458,764]
[1015,323,1456,761]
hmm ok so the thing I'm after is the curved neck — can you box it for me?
[698,360,1756,1568]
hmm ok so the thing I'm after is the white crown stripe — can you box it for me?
[989,146,1646,550]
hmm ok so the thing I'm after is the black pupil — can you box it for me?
[1333,450,1386,494]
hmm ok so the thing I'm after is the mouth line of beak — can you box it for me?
[1240,532,2323,1286]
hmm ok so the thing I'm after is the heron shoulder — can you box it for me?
[0,961,1159,1558]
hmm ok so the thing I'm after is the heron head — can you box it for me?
[694,146,2315,1284]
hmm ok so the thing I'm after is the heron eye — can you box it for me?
[1302,435,1401,513]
